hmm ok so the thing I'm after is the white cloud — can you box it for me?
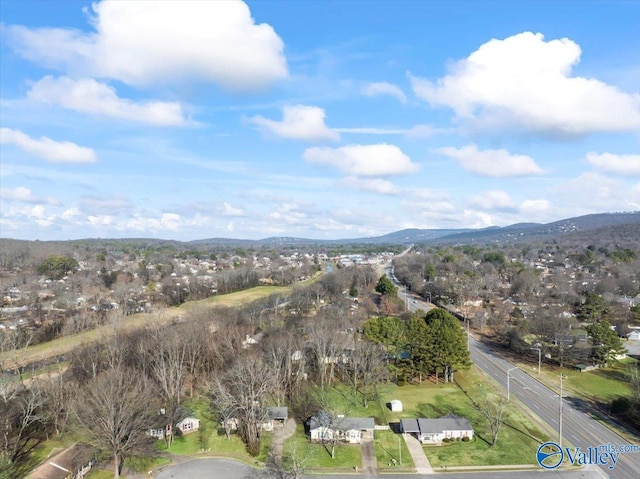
[557,172,640,212]
[222,202,245,217]
[78,195,132,214]
[519,199,550,215]
[334,124,441,137]
[249,105,339,141]
[340,176,398,195]
[7,0,287,90]
[0,186,59,205]
[303,143,419,176]
[585,152,640,176]
[0,128,97,163]
[469,190,516,211]
[361,82,407,103]
[410,32,640,135]
[28,76,187,126]
[436,144,542,177]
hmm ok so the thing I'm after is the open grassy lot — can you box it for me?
[284,425,362,472]
[374,429,415,471]
[534,359,635,404]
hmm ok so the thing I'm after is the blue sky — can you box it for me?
[1,0,639,241]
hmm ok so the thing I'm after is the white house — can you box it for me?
[176,416,200,434]
[400,415,474,444]
[149,413,200,439]
[308,412,375,444]
[627,330,640,341]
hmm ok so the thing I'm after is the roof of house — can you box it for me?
[309,412,374,431]
[338,417,375,431]
[266,406,288,420]
[402,415,473,435]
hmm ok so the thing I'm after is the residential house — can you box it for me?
[148,411,200,439]
[400,415,474,444]
[628,330,640,341]
[308,412,375,444]
[262,406,288,431]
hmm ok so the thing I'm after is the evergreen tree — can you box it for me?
[423,308,471,382]
[375,275,398,296]
[585,320,625,367]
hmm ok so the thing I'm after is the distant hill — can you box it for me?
[190,212,640,246]
[431,212,640,245]
[3,212,639,248]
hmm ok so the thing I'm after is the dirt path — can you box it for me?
[270,418,297,461]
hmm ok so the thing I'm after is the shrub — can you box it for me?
[462,436,470,442]
[442,438,450,443]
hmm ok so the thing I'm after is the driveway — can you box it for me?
[360,435,377,476]
[270,418,296,461]
[402,433,433,474]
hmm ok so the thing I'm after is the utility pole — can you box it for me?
[559,373,565,449]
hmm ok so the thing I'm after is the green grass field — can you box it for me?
[154,395,272,464]
[284,425,362,472]
[374,429,415,471]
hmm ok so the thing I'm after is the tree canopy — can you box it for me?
[363,308,471,382]
[36,254,79,280]
[375,275,398,296]
[585,320,625,367]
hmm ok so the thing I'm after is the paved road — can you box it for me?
[469,336,640,479]
[153,457,609,479]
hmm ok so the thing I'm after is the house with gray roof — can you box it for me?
[400,415,473,444]
[308,412,375,444]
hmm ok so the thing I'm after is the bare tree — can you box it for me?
[348,339,387,408]
[210,354,274,456]
[74,367,153,478]
[263,442,311,479]
[261,330,305,406]
[476,393,509,447]
[146,326,187,448]
[210,377,238,440]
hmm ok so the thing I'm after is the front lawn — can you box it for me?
[284,425,362,472]
[374,429,414,471]
[421,368,550,467]
[155,395,272,463]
